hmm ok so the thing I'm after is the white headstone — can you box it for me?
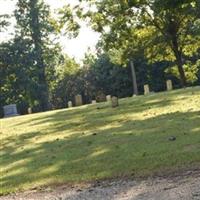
[166,80,173,91]
[106,95,111,102]
[92,100,96,104]
[28,107,32,114]
[68,101,73,108]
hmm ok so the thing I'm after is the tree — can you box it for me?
[0,37,34,117]
[137,0,200,87]
[14,0,55,111]
[72,0,200,87]
[50,55,80,108]
[0,14,10,31]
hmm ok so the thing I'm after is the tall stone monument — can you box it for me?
[111,96,119,108]
[3,104,19,118]
[144,84,150,95]
[166,80,173,91]
[75,95,83,106]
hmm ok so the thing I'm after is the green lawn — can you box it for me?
[0,87,200,195]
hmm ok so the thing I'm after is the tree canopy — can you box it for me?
[70,0,200,86]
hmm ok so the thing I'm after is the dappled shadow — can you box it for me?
[12,86,199,130]
[1,108,200,194]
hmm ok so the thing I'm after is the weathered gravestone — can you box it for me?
[28,107,32,114]
[96,91,106,102]
[68,101,73,108]
[144,84,150,95]
[3,104,19,118]
[166,80,173,91]
[92,100,97,104]
[111,96,119,108]
[106,95,111,102]
[75,95,83,106]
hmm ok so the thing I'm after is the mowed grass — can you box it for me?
[0,87,200,195]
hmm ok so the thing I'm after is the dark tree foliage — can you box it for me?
[14,0,55,111]
[49,53,181,109]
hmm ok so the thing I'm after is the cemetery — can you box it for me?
[0,86,200,198]
[0,0,200,199]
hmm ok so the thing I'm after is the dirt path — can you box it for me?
[1,170,200,200]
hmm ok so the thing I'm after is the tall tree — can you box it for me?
[137,0,200,86]
[0,37,34,116]
[14,0,55,111]
[70,0,200,87]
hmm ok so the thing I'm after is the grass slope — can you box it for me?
[0,87,200,195]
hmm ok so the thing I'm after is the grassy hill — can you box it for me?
[0,87,200,195]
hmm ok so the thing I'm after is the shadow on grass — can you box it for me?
[14,86,199,129]
[13,89,182,127]
[1,109,200,195]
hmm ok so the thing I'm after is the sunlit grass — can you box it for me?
[0,86,200,195]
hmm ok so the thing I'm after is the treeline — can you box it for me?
[0,0,200,117]
[51,53,200,108]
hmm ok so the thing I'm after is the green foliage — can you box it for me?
[57,4,80,38]
[76,0,200,86]
[1,0,200,117]
[0,0,62,116]
[49,55,80,108]
[0,14,10,31]
[0,38,34,117]
[14,0,57,111]
[49,52,182,109]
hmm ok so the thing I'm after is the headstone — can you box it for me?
[3,104,19,118]
[144,84,150,95]
[75,95,83,106]
[92,100,96,104]
[96,91,106,102]
[111,96,119,108]
[166,80,173,91]
[28,107,32,114]
[68,101,73,108]
[106,95,111,102]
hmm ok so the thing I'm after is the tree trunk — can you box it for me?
[30,0,49,111]
[37,54,49,111]
[130,60,138,95]
[171,36,187,87]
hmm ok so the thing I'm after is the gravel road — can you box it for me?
[1,169,200,200]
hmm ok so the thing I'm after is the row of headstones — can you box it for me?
[3,80,173,117]
[68,80,173,109]
[67,94,118,108]
[144,80,173,95]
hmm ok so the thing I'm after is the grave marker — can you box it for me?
[106,95,111,102]
[28,107,32,114]
[75,95,83,106]
[92,100,96,104]
[3,104,19,118]
[68,101,73,108]
[111,96,119,108]
[144,84,150,95]
[166,80,173,91]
